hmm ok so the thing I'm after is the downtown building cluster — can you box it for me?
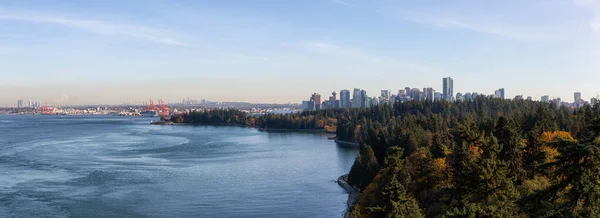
[302,77,458,111]
[301,77,597,111]
[16,99,44,109]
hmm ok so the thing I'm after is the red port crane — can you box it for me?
[158,99,171,119]
[39,101,54,115]
[149,99,158,111]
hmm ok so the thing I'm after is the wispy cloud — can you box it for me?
[0,10,195,46]
[402,11,568,41]
[331,0,356,8]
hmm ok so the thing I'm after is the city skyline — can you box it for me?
[2,0,600,105]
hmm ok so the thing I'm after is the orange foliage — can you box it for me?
[539,131,575,163]
[432,158,447,173]
[469,145,482,160]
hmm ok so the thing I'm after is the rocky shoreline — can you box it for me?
[337,174,360,218]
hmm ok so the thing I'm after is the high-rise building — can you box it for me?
[592,98,598,106]
[514,95,523,100]
[398,89,406,97]
[527,96,533,101]
[340,90,351,109]
[410,88,421,101]
[381,90,391,100]
[312,93,321,110]
[434,92,443,101]
[329,92,339,109]
[499,88,505,99]
[423,88,434,101]
[494,90,502,98]
[405,87,411,97]
[17,99,23,108]
[443,77,454,101]
[352,88,361,108]
[553,98,562,109]
[574,92,582,103]
[541,95,550,103]
[360,90,368,107]
[371,96,380,107]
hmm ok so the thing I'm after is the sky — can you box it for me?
[1,0,599,105]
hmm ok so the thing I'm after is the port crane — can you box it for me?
[158,99,171,119]
[39,101,54,115]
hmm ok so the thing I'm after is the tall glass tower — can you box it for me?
[443,77,454,101]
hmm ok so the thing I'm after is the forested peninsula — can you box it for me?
[172,97,600,217]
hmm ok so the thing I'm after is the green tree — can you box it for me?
[348,144,381,190]
[493,116,525,184]
[448,125,519,217]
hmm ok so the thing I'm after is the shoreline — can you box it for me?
[169,122,336,133]
[337,174,360,218]
[256,127,328,133]
[334,139,360,146]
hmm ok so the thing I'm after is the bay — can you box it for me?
[0,115,358,218]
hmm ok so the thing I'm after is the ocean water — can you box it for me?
[0,115,358,218]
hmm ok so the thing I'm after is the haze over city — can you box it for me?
[2,0,600,105]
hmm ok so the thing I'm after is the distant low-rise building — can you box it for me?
[456,93,463,102]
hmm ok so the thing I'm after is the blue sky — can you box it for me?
[1,0,599,105]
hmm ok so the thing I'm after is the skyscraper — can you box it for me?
[381,90,391,100]
[405,87,411,97]
[17,99,23,108]
[423,88,434,101]
[443,77,454,101]
[352,88,361,108]
[312,93,321,110]
[360,90,368,107]
[371,96,379,107]
[340,90,351,109]
[499,88,505,99]
[574,92,582,103]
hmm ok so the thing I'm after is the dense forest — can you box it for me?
[172,97,600,217]
[170,108,338,132]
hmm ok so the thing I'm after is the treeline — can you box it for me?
[344,97,600,217]
[170,109,338,132]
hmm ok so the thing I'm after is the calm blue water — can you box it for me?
[0,115,357,218]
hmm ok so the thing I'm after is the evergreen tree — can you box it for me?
[348,144,380,190]
[448,125,519,217]
[493,116,525,184]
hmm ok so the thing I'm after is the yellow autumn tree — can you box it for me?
[538,131,575,164]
